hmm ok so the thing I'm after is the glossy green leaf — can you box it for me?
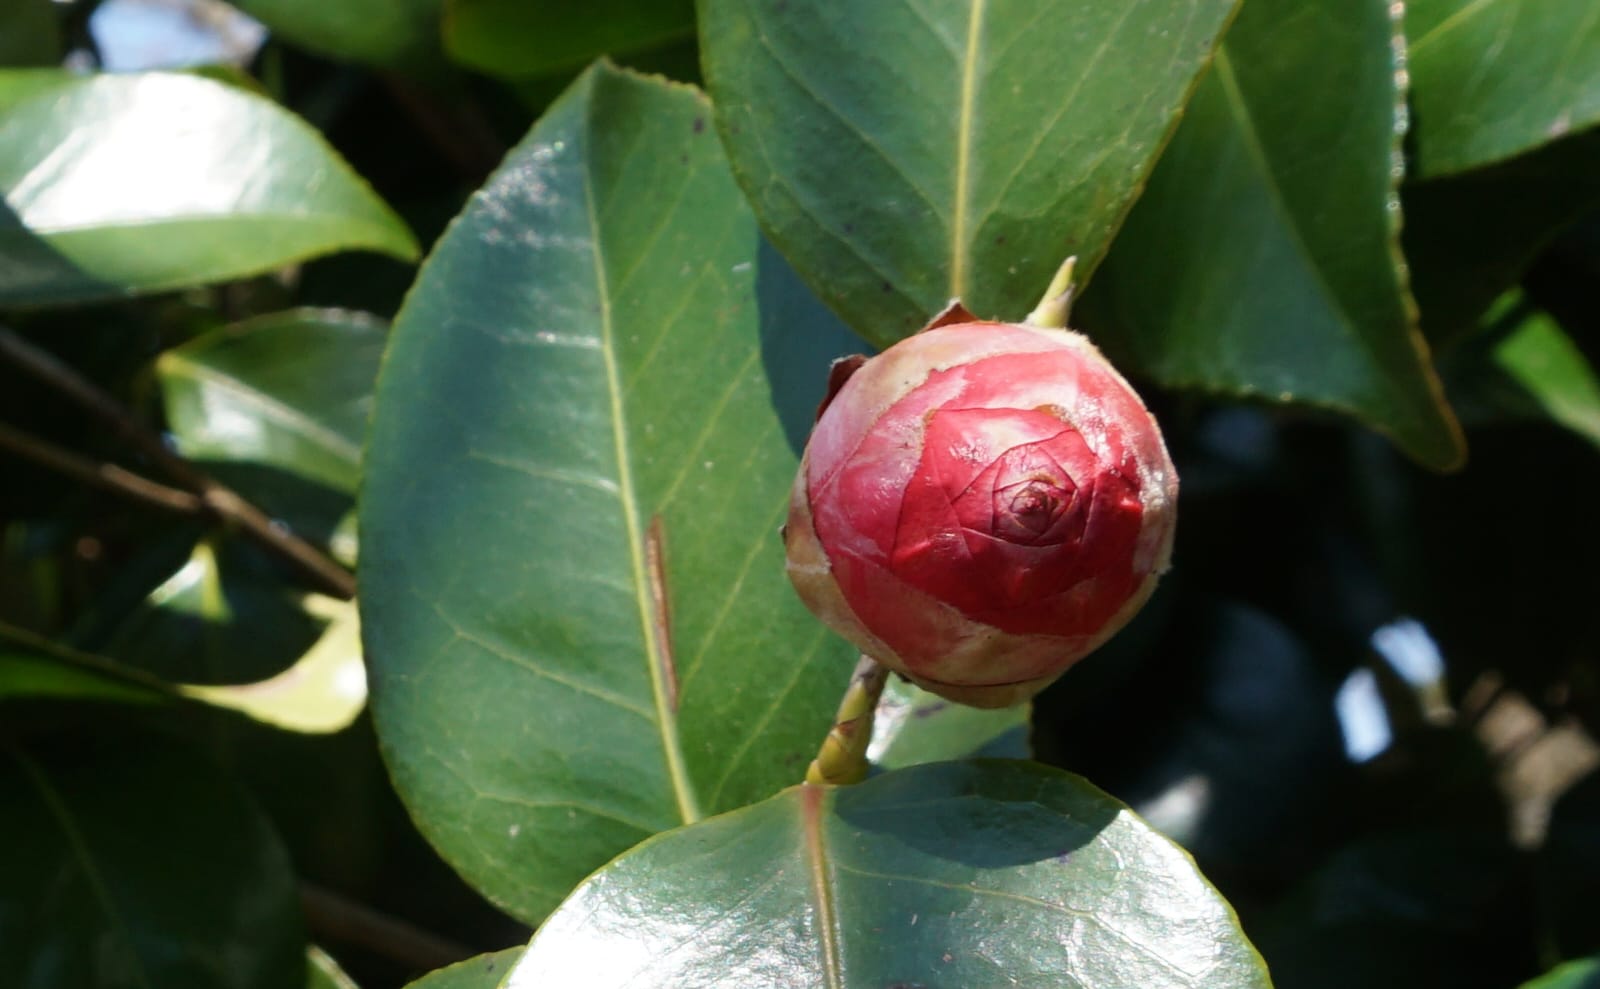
[229,0,443,70]
[0,71,418,307]
[0,731,305,989]
[506,760,1271,988]
[444,0,695,78]
[307,947,360,989]
[698,0,1240,346]
[158,308,386,556]
[361,63,856,924]
[403,949,523,989]
[1406,0,1600,177]
[1404,128,1600,345]
[1078,0,1465,470]
[868,677,1030,771]
[1518,956,1600,989]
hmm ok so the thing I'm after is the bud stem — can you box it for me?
[805,655,890,786]
[1024,256,1078,329]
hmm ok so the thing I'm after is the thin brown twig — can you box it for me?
[0,421,205,516]
[0,327,357,600]
[299,882,480,974]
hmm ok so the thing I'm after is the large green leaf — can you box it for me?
[0,70,418,307]
[443,0,695,78]
[229,0,443,70]
[698,0,1240,346]
[1078,0,1465,470]
[0,731,305,989]
[1406,0,1600,177]
[158,308,386,559]
[403,949,523,989]
[361,63,857,924]
[505,760,1271,988]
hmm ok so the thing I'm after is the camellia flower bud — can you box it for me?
[785,312,1178,708]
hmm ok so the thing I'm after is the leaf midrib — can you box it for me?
[801,785,843,989]
[948,0,987,299]
[581,98,702,827]
[10,747,154,989]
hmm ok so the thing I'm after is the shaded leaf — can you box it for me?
[0,731,305,989]
[84,538,324,685]
[1078,0,1465,470]
[444,0,695,79]
[1406,0,1600,177]
[403,949,523,989]
[1404,128,1600,345]
[230,0,443,70]
[158,307,386,556]
[1448,301,1600,452]
[182,594,366,734]
[699,0,1240,346]
[361,63,856,924]
[0,623,172,708]
[868,676,1030,771]
[506,760,1271,989]
[0,70,418,307]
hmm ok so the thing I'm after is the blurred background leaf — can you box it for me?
[0,729,306,989]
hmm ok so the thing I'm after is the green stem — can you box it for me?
[1024,256,1078,329]
[806,655,890,786]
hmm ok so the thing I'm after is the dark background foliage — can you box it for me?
[2,0,1598,987]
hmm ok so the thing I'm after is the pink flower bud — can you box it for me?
[785,320,1178,708]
